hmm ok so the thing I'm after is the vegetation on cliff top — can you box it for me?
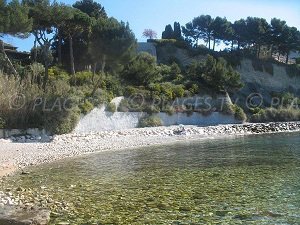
[0,0,299,133]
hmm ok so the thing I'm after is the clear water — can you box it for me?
[2,132,300,225]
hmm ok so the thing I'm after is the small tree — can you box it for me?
[142,29,157,39]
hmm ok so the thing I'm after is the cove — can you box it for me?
[1,132,300,225]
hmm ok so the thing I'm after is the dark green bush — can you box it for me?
[139,115,162,128]
[232,105,247,122]
[252,59,264,72]
[70,71,93,86]
[164,105,175,116]
[0,117,5,129]
[221,102,235,115]
[286,64,300,78]
[106,102,117,113]
[118,99,130,112]
[143,105,160,115]
[250,108,300,123]
[79,100,94,114]
[44,107,81,135]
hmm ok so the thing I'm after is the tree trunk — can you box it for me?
[101,55,106,73]
[213,38,216,51]
[42,44,50,91]
[231,40,234,51]
[58,32,62,65]
[208,36,211,50]
[91,55,106,96]
[69,35,75,77]
[286,52,289,64]
[92,62,97,82]
[33,38,37,62]
[43,63,49,91]
[257,44,261,58]
[0,40,18,76]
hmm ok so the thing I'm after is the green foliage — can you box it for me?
[189,55,243,93]
[106,102,116,113]
[79,100,94,114]
[2,0,32,35]
[71,71,92,86]
[117,99,130,112]
[232,105,247,122]
[0,116,5,129]
[122,52,160,85]
[139,115,162,128]
[252,59,274,75]
[162,22,182,40]
[286,64,300,77]
[164,105,175,116]
[143,105,160,115]
[73,0,107,19]
[221,102,235,115]
[251,108,300,123]
[89,17,136,73]
[45,107,81,135]
[48,66,70,81]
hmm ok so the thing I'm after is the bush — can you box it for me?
[232,105,247,122]
[48,66,70,81]
[143,105,160,115]
[44,107,81,135]
[118,99,130,112]
[71,71,93,86]
[250,108,300,123]
[106,102,117,113]
[252,59,264,72]
[221,102,235,115]
[0,117,5,129]
[79,100,94,114]
[164,105,175,116]
[286,64,300,78]
[139,115,162,128]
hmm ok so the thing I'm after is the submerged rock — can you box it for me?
[0,206,50,225]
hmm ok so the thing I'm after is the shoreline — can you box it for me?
[0,122,299,179]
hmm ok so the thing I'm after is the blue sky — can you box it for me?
[3,0,300,51]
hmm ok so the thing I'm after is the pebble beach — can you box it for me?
[1,122,300,178]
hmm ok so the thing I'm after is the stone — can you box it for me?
[0,206,50,225]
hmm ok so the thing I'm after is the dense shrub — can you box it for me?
[252,59,274,75]
[232,105,247,122]
[0,117,5,129]
[143,105,160,115]
[117,99,130,112]
[252,59,264,72]
[286,64,300,77]
[164,105,175,116]
[250,108,300,123]
[45,107,81,135]
[106,102,117,113]
[48,66,70,81]
[70,71,93,86]
[221,102,235,115]
[139,115,162,128]
[79,100,94,114]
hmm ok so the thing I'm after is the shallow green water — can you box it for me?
[3,132,300,224]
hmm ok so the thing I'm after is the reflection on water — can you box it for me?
[3,132,300,224]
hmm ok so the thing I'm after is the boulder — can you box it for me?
[0,206,50,225]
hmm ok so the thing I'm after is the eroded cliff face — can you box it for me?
[235,59,300,107]
[238,59,300,94]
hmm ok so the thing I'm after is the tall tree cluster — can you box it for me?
[180,15,300,62]
[0,0,136,90]
[162,22,182,40]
